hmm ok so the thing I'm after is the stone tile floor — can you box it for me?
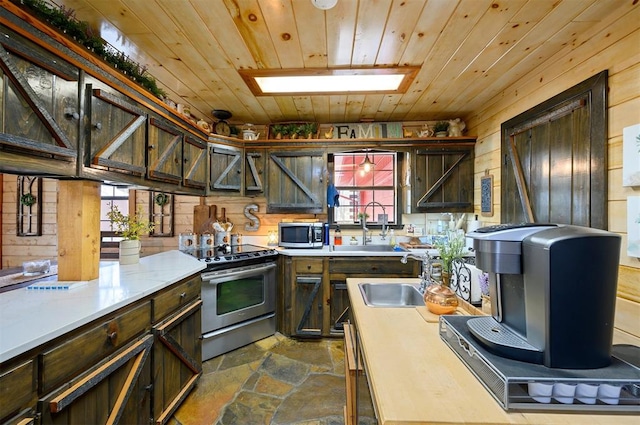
[169,333,375,425]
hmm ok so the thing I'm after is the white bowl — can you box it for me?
[597,384,621,405]
[552,383,576,404]
[528,382,553,403]
[576,383,598,404]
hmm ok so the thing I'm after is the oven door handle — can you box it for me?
[202,313,276,338]
[202,262,276,283]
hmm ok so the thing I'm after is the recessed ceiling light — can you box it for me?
[239,67,419,96]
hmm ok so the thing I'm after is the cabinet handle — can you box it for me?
[107,331,117,344]
[148,145,155,150]
[179,292,187,298]
[93,122,102,130]
[184,157,189,163]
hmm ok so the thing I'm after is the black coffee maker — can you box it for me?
[466,224,621,369]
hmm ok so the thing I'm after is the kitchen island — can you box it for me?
[0,250,205,362]
[347,277,639,425]
[0,250,206,424]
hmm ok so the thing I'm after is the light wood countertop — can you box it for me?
[347,278,639,425]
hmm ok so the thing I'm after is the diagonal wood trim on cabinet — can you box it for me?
[245,152,263,191]
[152,300,203,425]
[148,117,183,184]
[507,135,534,222]
[210,146,242,190]
[48,335,153,416]
[153,300,203,375]
[415,150,469,207]
[270,152,320,204]
[0,44,75,155]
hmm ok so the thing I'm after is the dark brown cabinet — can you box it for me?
[209,144,242,193]
[266,150,326,213]
[281,256,420,337]
[327,257,420,334]
[39,336,154,425]
[0,26,79,177]
[244,149,266,195]
[182,135,208,190]
[147,117,184,185]
[151,275,202,425]
[412,141,475,213]
[0,275,202,425]
[87,84,147,177]
[0,359,36,424]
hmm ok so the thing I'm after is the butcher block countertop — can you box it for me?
[0,250,206,363]
[346,278,639,425]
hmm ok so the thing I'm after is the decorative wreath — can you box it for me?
[154,192,170,207]
[20,193,36,207]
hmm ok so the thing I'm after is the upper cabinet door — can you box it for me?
[183,135,207,189]
[209,144,242,193]
[0,34,78,175]
[244,149,266,195]
[412,145,474,213]
[88,86,147,176]
[266,150,326,213]
[148,117,184,184]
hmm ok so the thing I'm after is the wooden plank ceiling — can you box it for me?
[48,0,635,126]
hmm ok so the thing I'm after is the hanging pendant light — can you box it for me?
[360,151,374,172]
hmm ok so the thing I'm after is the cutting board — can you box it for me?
[194,203,211,234]
[399,242,432,249]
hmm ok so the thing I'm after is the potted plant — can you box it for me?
[433,230,466,286]
[282,124,298,139]
[301,122,318,139]
[271,124,285,139]
[434,121,449,137]
[106,203,154,264]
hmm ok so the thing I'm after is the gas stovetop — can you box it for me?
[181,244,278,266]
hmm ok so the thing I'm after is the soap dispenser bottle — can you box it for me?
[334,226,342,245]
[389,229,396,246]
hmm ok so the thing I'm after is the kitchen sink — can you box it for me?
[358,283,424,307]
[332,245,407,252]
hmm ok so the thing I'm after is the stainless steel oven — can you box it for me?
[182,244,278,361]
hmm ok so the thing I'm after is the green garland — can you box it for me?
[154,192,169,207]
[15,0,166,99]
[20,192,36,206]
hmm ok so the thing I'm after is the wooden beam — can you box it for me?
[57,180,100,281]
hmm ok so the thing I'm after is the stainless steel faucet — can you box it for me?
[401,251,432,294]
[361,201,387,245]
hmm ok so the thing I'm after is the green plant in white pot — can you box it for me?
[107,204,154,264]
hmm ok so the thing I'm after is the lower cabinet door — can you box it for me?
[152,299,202,425]
[293,275,323,337]
[39,335,154,425]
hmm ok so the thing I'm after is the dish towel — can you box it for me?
[327,183,340,207]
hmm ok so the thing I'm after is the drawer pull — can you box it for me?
[107,331,117,344]
[179,292,187,299]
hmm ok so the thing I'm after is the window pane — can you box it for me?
[332,152,397,225]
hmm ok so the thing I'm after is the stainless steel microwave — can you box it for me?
[278,222,324,248]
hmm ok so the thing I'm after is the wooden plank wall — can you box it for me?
[466,14,640,337]
[1,176,58,268]
[0,174,318,267]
